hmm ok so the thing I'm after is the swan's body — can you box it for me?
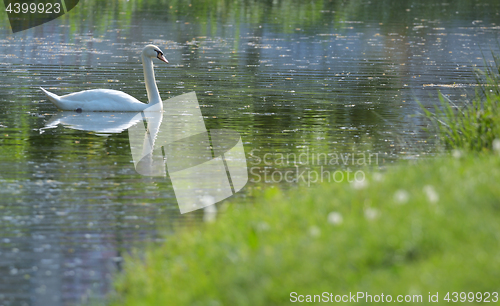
[40,88,158,112]
[40,45,168,112]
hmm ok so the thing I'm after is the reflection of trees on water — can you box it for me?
[1,0,499,35]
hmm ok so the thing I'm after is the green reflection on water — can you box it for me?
[1,0,499,35]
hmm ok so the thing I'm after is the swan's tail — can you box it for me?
[40,87,63,109]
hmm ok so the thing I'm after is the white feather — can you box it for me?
[40,44,168,112]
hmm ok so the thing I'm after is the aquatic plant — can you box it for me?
[421,52,500,152]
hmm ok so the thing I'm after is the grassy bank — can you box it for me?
[421,54,500,152]
[108,153,500,305]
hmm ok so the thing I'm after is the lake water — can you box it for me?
[0,0,499,305]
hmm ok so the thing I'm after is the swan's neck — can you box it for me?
[142,54,162,109]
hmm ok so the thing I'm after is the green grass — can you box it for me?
[108,154,500,305]
[421,54,500,152]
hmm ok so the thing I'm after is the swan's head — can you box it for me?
[142,44,169,64]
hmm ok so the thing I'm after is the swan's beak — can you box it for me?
[157,53,169,64]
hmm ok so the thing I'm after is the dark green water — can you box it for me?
[0,0,499,305]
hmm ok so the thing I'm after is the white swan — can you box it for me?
[40,44,169,112]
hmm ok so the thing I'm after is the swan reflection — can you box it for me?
[44,92,248,213]
[44,111,142,134]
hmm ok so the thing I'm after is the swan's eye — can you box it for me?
[155,50,163,56]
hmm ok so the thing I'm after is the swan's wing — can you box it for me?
[58,89,147,111]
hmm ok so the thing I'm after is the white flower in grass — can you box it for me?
[394,189,410,204]
[203,204,217,223]
[364,208,379,220]
[372,172,383,182]
[327,212,343,225]
[452,149,463,159]
[256,222,270,232]
[423,185,439,203]
[309,226,321,237]
[493,139,500,154]
[351,179,368,190]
